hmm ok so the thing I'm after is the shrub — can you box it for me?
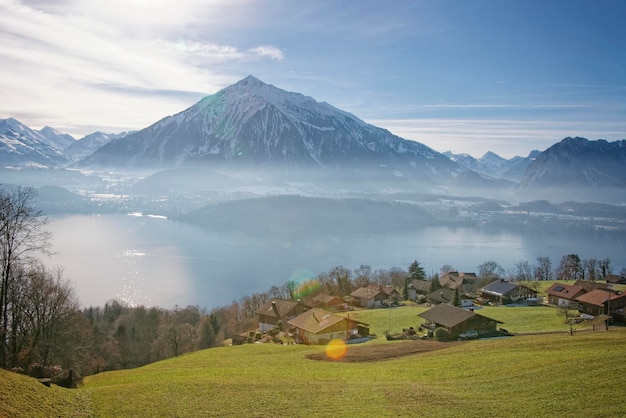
[433,327,453,342]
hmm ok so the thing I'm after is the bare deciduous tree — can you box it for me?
[534,256,553,281]
[0,186,51,368]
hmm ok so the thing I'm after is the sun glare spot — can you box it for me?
[325,339,347,361]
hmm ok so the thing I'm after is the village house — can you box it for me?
[573,279,612,293]
[407,280,431,301]
[255,299,310,332]
[479,279,538,305]
[367,284,401,303]
[312,293,346,310]
[287,308,369,344]
[605,274,626,285]
[575,289,626,317]
[418,303,502,336]
[425,287,474,308]
[545,283,586,307]
[350,285,394,308]
[439,271,479,293]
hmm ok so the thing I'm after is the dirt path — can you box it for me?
[306,340,462,362]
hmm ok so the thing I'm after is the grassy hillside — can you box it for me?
[0,369,91,417]
[3,305,625,417]
[82,329,626,417]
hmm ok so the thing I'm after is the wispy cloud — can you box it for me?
[249,45,285,61]
[0,0,284,135]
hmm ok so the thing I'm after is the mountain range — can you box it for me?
[443,150,540,182]
[1,76,625,203]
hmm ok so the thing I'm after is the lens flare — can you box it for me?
[325,339,347,361]
[289,268,321,300]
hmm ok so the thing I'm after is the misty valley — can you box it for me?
[2,76,626,312]
[19,166,624,310]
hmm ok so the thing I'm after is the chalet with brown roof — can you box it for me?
[255,299,310,332]
[312,293,346,310]
[407,280,431,301]
[573,280,611,293]
[575,290,626,317]
[287,308,369,344]
[350,286,389,308]
[439,271,479,293]
[605,274,626,285]
[367,284,401,302]
[545,283,586,307]
[418,304,502,336]
[479,279,538,305]
[426,287,474,307]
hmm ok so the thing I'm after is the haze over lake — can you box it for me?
[43,213,626,309]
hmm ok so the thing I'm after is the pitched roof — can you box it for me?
[480,279,518,297]
[287,309,368,334]
[418,304,501,328]
[426,287,456,304]
[409,280,431,293]
[605,274,626,284]
[312,293,342,304]
[545,283,586,299]
[439,272,478,289]
[573,280,611,292]
[367,284,399,296]
[350,287,381,299]
[576,289,626,307]
[255,299,301,318]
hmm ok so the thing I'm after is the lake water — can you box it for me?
[42,213,626,310]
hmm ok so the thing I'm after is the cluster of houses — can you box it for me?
[408,271,540,306]
[545,279,626,321]
[242,272,626,345]
[254,298,369,344]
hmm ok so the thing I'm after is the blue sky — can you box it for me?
[1,0,625,158]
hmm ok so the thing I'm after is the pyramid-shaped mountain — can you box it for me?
[81,76,459,182]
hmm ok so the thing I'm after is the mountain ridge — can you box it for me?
[79,76,461,186]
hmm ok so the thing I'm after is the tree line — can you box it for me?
[0,186,622,386]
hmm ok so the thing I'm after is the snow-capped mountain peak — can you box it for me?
[0,118,71,167]
[81,75,457,184]
[37,126,76,151]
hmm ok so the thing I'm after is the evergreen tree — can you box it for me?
[406,260,426,299]
[429,274,442,293]
[452,287,460,306]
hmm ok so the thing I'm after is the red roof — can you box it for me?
[576,289,626,307]
[545,283,586,300]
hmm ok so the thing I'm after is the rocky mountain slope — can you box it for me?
[516,137,626,202]
[0,118,71,167]
[80,76,461,185]
[444,150,539,182]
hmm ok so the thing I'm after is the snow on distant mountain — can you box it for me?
[500,150,540,182]
[516,137,626,203]
[444,150,538,182]
[37,126,76,151]
[0,118,71,167]
[81,75,461,185]
[65,131,133,161]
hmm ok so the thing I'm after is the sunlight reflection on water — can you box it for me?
[41,213,626,309]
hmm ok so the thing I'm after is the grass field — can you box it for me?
[2,304,625,417]
[343,303,576,336]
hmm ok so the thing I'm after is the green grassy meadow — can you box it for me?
[344,303,577,335]
[3,304,625,417]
